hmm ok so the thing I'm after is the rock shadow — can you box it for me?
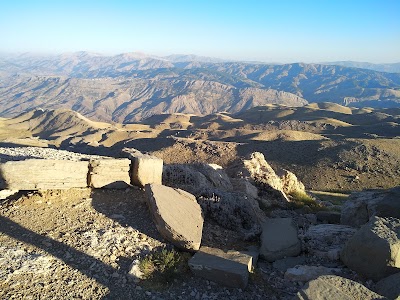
[90,188,164,243]
[0,215,147,299]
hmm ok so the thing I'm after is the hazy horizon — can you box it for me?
[1,0,399,63]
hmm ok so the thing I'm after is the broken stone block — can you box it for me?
[89,158,131,189]
[260,218,301,262]
[189,246,252,289]
[145,184,203,251]
[123,149,163,187]
[0,159,88,190]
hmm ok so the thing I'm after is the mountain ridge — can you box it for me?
[1,52,400,122]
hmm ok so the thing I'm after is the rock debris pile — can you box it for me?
[1,148,399,299]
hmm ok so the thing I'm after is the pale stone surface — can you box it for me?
[89,159,131,189]
[278,169,305,195]
[188,246,252,288]
[295,275,385,300]
[260,218,301,262]
[304,224,356,260]
[0,189,18,200]
[284,265,340,282]
[341,187,400,227]
[341,216,400,281]
[241,152,283,191]
[231,178,258,199]
[234,152,305,203]
[133,155,163,187]
[0,159,88,190]
[376,272,400,300]
[128,259,145,280]
[145,184,203,251]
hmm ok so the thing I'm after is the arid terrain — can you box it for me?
[1,102,399,191]
[1,102,400,299]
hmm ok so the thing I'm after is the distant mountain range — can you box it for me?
[322,61,400,73]
[0,52,400,122]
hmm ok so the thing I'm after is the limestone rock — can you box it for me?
[163,163,232,195]
[0,159,88,190]
[278,169,305,195]
[285,265,341,282]
[199,164,233,191]
[295,275,385,300]
[123,148,163,187]
[232,152,305,203]
[198,191,263,233]
[231,178,259,199]
[341,216,400,281]
[0,189,18,200]
[145,184,203,251]
[89,159,131,188]
[341,187,400,227]
[241,152,283,191]
[188,246,252,288]
[128,259,145,280]
[164,163,263,232]
[272,256,306,272]
[304,224,357,261]
[376,272,400,300]
[260,218,301,262]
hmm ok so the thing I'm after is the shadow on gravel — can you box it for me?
[90,188,164,244]
[0,215,142,299]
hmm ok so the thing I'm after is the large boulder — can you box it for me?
[341,216,400,281]
[341,187,400,227]
[240,152,283,191]
[260,218,301,262]
[145,184,203,251]
[198,191,263,234]
[295,275,385,300]
[303,224,357,260]
[277,169,306,195]
[164,163,263,233]
[230,178,258,199]
[230,152,306,203]
[0,159,88,190]
[89,159,131,188]
[163,163,233,195]
[375,272,400,300]
[188,246,253,289]
[122,148,163,187]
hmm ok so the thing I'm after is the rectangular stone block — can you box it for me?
[89,158,131,189]
[0,159,89,190]
[122,148,163,187]
[189,246,252,289]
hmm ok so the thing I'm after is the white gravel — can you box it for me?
[0,147,110,162]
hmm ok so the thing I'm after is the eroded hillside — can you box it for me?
[1,103,399,192]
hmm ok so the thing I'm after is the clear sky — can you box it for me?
[1,0,399,63]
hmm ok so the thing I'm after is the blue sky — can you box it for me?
[1,0,399,63]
